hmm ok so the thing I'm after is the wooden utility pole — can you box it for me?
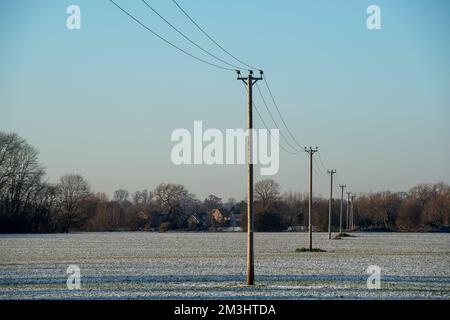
[327,169,336,240]
[350,194,355,231]
[338,184,346,234]
[237,70,262,286]
[305,147,318,250]
[346,191,351,232]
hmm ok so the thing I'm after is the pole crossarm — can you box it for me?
[237,70,263,84]
[304,146,318,155]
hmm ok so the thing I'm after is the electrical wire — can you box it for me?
[240,83,300,155]
[171,0,259,71]
[253,103,301,155]
[317,150,329,174]
[335,172,347,192]
[113,0,316,162]
[109,0,235,71]
[171,0,307,154]
[141,0,242,70]
[313,157,326,177]
[303,152,324,178]
[255,83,303,154]
[263,76,305,150]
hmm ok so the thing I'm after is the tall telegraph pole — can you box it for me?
[350,194,355,231]
[327,169,336,240]
[346,192,352,232]
[237,70,263,286]
[338,184,346,234]
[305,147,318,250]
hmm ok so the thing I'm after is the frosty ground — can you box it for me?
[0,232,448,299]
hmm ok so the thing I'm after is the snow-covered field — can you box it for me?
[0,232,448,299]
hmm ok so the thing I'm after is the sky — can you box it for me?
[1,0,449,201]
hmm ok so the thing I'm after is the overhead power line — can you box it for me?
[335,172,342,186]
[110,0,349,285]
[317,151,328,174]
[109,0,235,71]
[141,0,242,70]
[301,151,323,177]
[255,83,303,153]
[240,83,300,155]
[263,76,306,150]
[112,0,308,158]
[313,157,326,177]
[253,103,301,155]
[171,0,306,154]
[171,0,259,71]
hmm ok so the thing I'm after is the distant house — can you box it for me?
[186,210,243,231]
[187,212,209,230]
[223,213,242,231]
[187,215,199,230]
[211,209,224,224]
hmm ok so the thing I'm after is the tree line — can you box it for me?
[0,131,448,233]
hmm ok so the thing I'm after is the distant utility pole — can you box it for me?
[350,194,355,231]
[305,146,318,250]
[237,70,263,286]
[338,184,346,234]
[327,169,336,240]
[346,192,352,232]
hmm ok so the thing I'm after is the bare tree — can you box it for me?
[58,174,91,232]
[154,183,195,226]
[132,189,152,209]
[0,132,23,190]
[396,197,423,231]
[31,183,59,232]
[255,179,280,211]
[87,201,122,231]
[113,189,129,203]
[0,132,46,231]
[423,183,450,228]
[2,131,449,234]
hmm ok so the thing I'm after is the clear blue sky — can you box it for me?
[1,0,449,200]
